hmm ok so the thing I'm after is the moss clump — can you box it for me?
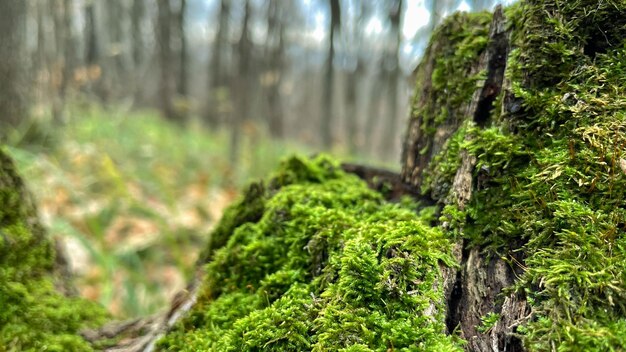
[509,0,626,90]
[0,148,107,351]
[159,155,460,351]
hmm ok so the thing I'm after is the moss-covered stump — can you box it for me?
[402,0,626,350]
[0,148,107,351]
[4,0,626,351]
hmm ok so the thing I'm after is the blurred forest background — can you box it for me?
[0,0,510,318]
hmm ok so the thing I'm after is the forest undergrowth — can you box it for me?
[5,104,316,318]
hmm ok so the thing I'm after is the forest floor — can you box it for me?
[5,105,318,318]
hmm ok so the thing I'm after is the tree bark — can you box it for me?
[401,7,527,351]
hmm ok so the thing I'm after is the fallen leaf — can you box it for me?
[620,158,626,175]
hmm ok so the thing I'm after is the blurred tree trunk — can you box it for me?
[84,0,102,99]
[132,0,145,68]
[84,1,99,65]
[206,0,232,127]
[230,0,252,164]
[35,0,47,107]
[265,0,285,138]
[344,62,362,155]
[320,0,341,148]
[50,0,76,124]
[157,0,176,120]
[343,2,371,156]
[381,0,404,158]
[51,0,64,122]
[0,0,28,135]
[108,0,128,99]
[131,0,146,102]
[62,0,77,111]
[365,68,384,156]
[177,0,188,98]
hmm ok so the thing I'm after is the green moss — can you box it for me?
[410,11,492,138]
[159,155,460,351]
[0,148,107,351]
[477,312,500,334]
[198,182,267,263]
[509,0,626,90]
[198,155,343,264]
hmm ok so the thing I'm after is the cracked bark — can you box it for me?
[402,7,529,351]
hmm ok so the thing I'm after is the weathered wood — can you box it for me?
[341,162,426,202]
[81,271,202,352]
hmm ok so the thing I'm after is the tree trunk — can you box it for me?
[84,0,105,101]
[264,0,285,139]
[131,0,146,103]
[50,0,75,124]
[344,64,361,155]
[402,7,527,350]
[131,0,145,68]
[206,0,232,127]
[364,68,385,156]
[0,0,28,135]
[380,0,403,159]
[108,0,129,99]
[177,0,188,98]
[84,1,99,66]
[230,0,253,165]
[63,0,77,109]
[320,0,340,149]
[157,0,176,120]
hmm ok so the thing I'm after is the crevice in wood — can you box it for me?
[445,240,467,335]
[472,6,508,127]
